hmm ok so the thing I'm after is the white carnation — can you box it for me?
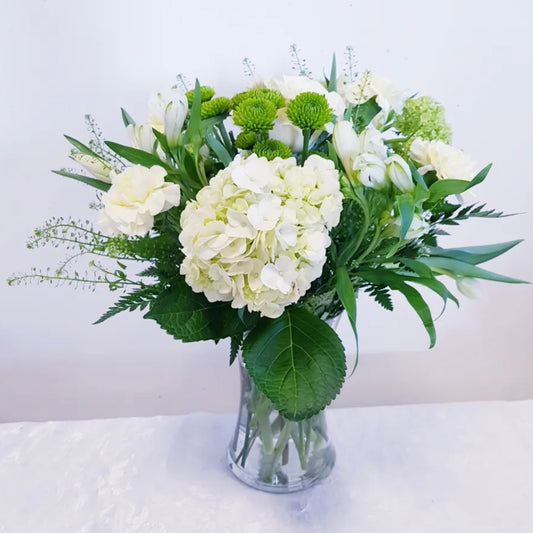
[410,138,477,181]
[179,154,343,318]
[100,165,180,236]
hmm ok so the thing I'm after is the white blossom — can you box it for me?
[410,138,477,181]
[100,165,180,236]
[179,154,343,318]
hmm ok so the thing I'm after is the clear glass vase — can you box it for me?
[227,359,336,493]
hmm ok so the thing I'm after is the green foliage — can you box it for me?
[144,277,259,342]
[229,333,244,366]
[352,96,381,133]
[105,141,169,169]
[286,92,333,130]
[94,285,162,324]
[365,284,393,311]
[242,307,346,420]
[52,169,110,192]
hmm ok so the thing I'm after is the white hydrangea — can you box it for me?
[410,138,477,181]
[179,154,343,318]
[100,165,181,237]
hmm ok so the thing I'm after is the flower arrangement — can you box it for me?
[10,50,523,429]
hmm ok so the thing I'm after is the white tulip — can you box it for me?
[385,154,414,192]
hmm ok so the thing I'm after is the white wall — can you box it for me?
[1,0,532,422]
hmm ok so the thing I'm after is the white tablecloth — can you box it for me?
[1,401,532,533]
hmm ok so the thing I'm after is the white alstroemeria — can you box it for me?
[72,153,113,183]
[127,123,157,153]
[333,120,359,179]
[270,108,323,152]
[99,165,180,237]
[353,153,388,189]
[179,154,342,318]
[385,154,414,192]
[410,138,477,181]
[340,71,407,120]
[385,213,430,240]
[456,277,486,299]
[148,87,188,148]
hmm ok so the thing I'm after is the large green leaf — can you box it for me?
[242,307,346,421]
[64,135,101,159]
[52,169,110,192]
[205,132,232,166]
[144,278,258,342]
[352,96,381,133]
[426,240,522,265]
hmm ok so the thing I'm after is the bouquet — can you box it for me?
[9,50,524,490]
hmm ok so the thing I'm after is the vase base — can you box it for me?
[226,445,335,494]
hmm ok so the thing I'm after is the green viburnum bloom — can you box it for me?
[200,97,232,119]
[286,92,333,130]
[231,89,285,110]
[185,86,215,106]
[233,98,277,133]
[235,131,257,149]
[253,139,293,160]
[395,96,452,143]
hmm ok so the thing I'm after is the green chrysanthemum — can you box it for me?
[185,86,215,106]
[253,139,293,161]
[200,97,232,119]
[395,96,452,143]
[235,131,257,149]
[231,89,285,110]
[286,92,333,130]
[233,98,277,133]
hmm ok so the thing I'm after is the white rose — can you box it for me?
[100,165,180,236]
[410,138,477,181]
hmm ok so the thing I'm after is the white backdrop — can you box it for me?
[1,0,532,422]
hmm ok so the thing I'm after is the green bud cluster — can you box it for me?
[395,96,452,143]
[235,131,257,149]
[185,86,215,106]
[233,98,277,133]
[200,97,232,119]
[286,92,333,130]
[231,88,285,110]
[253,139,293,160]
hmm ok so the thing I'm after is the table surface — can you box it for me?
[0,400,532,533]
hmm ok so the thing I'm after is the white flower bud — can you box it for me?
[72,153,113,183]
[385,154,414,192]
